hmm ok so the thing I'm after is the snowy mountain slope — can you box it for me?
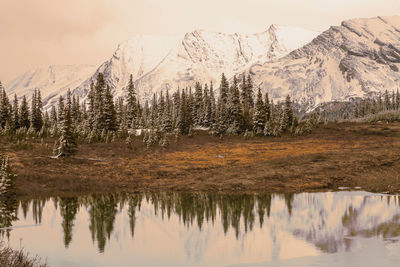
[249,16,400,110]
[75,25,319,103]
[73,34,183,100]
[5,65,96,108]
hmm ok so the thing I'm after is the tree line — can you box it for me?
[0,73,302,156]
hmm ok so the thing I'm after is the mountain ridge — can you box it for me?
[8,15,398,111]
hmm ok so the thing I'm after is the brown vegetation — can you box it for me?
[1,121,400,198]
[0,242,47,267]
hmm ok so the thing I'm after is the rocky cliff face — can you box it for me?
[249,16,400,110]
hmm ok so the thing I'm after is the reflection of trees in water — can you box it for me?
[0,196,18,239]
[59,197,79,248]
[86,194,119,253]
[146,192,272,238]
[3,192,400,255]
[127,193,142,238]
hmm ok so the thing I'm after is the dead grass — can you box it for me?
[1,121,400,197]
[0,242,47,267]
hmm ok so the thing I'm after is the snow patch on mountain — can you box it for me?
[76,25,319,104]
[5,25,320,109]
[250,16,400,110]
[5,65,96,108]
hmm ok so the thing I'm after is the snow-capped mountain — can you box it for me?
[249,16,400,110]
[5,25,318,109]
[5,65,96,108]
[74,25,319,104]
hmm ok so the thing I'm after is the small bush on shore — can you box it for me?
[0,242,47,267]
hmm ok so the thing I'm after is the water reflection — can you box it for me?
[1,191,400,266]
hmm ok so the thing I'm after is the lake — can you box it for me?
[1,191,400,266]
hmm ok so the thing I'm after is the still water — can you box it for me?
[1,191,400,266]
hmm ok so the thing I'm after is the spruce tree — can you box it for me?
[246,74,254,108]
[384,90,391,111]
[219,73,229,104]
[57,96,65,128]
[157,91,166,126]
[150,93,158,128]
[19,95,30,129]
[50,105,57,125]
[0,154,16,196]
[218,75,229,134]
[264,93,271,122]
[0,88,11,128]
[56,106,77,157]
[161,91,173,133]
[87,81,95,130]
[240,75,252,131]
[172,89,181,128]
[281,95,294,132]
[177,89,188,135]
[194,82,203,125]
[30,89,43,131]
[203,84,212,127]
[227,76,242,134]
[126,74,137,129]
[12,94,19,130]
[252,88,266,135]
[103,85,117,132]
[93,73,106,131]
[186,88,194,131]
[208,82,216,128]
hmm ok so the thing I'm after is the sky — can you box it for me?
[1,0,400,83]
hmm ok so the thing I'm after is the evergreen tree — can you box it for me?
[116,97,125,129]
[252,88,265,135]
[126,74,137,129]
[246,74,254,108]
[177,90,189,135]
[87,81,95,130]
[384,90,391,111]
[50,105,57,125]
[264,93,271,121]
[150,93,158,128]
[103,85,117,132]
[203,84,212,127]
[227,76,242,134]
[172,89,181,128]
[93,73,106,131]
[219,73,229,104]
[57,96,65,128]
[0,87,11,128]
[396,89,400,110]
[19,95,30,129]
[56,106,77,157]
[12,94,19,130]
[281,95,294,132]
[0,154,16,196]
[186,88,194,130]
[157,91,166,126]
[209,82,217,127]
[194,82,203,125]
[161,90,173,133]
[30,89,43,131]
[240,75,252,131]
[218,75,229,134]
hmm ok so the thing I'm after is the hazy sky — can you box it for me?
[1,0,400,83]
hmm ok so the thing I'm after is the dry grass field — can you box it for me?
[2,121,400,197]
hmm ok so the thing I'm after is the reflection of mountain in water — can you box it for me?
[2,192,400,255]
